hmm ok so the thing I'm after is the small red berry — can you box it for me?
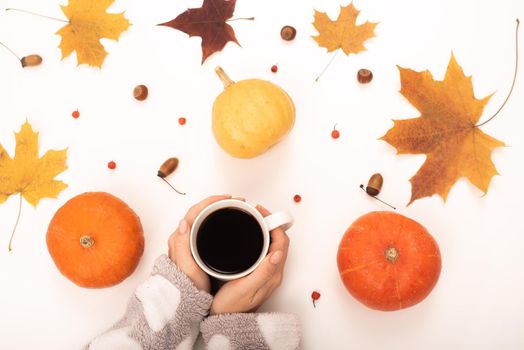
[107,161,116,170]
[72,110,80,119]
[178,117,186,125]
[271,65,278,73]
[293,194,302,203]
[311,291,321,308]
[331,125,340,139]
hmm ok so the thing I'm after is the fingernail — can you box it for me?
[179,220,188,235]
[270,251,283,265]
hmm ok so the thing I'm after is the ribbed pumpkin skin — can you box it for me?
[212,79,295,158]
[337,211,441,311]
[46,192,144,288]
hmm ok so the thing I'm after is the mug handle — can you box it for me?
[264,211,294,232]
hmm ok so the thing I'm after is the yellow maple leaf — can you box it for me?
[56,0,130,67]
[0,121,68,250]
[312,3,378,55]
[381,55,505,205]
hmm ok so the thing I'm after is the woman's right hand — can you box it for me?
[210,204,290,315]
[168,195,233,294]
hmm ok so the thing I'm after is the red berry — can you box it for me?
[271,65,278,73]
[178,117,186,125]
[293,194,302,203]
[72,110,80,119]
[107,161,116,170]
[331,125,340,139]
[311,291,321,308]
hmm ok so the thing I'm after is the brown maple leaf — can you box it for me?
[381,54,505,205]
[159,0,240,64]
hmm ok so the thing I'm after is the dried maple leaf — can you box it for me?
[56,0,130,67]
[0,121,68,251]
[312,3,378,56]
[159,0,241,64]
[381,55,505,205]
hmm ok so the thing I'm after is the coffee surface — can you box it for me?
[197,208,264,274]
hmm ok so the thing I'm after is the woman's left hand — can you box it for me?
[210,204,290,315]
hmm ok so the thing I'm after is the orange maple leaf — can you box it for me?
[381,55,505,205]
[56,0,130,67]
[312,3,377,55]
[0,121,68,250]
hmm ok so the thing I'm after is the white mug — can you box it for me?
[190,199,293,281]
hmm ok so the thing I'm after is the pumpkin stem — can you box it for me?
[385,247,399,263]
[215,66,235,88]
[80,235,94,248]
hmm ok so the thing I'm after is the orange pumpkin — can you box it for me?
[47,192,144,288]
[337,211,441,311]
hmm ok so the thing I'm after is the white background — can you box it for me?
[0,0,523,349]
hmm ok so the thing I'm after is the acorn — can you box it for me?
[360,173,395,209]
[157,158,179,178]
[157,157,186,195]
[20,54,42,68]
[365,173,383,196]
[357,69,373,84]
[280,25,297,41]
[133,84,148,101]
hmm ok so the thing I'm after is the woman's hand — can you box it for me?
[210,204,290,315]
[168,195,232,293]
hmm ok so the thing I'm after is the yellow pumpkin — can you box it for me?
[212,67,295,158]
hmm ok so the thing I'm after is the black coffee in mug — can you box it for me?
[196,208,264,275]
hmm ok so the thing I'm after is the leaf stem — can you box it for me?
[8,193,23,252]
[476,18,520,128]
[0,41,21,61]
[161,177,186,195]
[227,17,255,22]
[5,8,69,23]
[315,50,340,82]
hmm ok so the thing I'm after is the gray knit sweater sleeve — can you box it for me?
[85,254,213,350]
[200,312,301,350]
